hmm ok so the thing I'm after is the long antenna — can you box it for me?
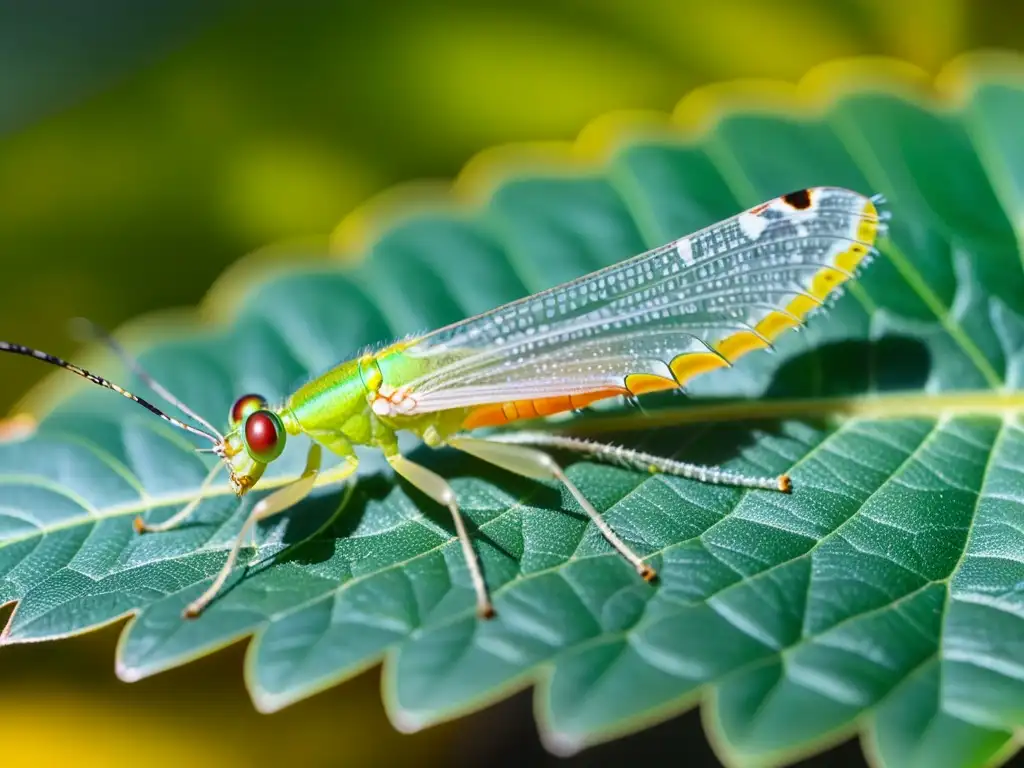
[70,318,224,441]
[0,341,220,445]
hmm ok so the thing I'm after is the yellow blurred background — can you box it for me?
[0,1,1019,765]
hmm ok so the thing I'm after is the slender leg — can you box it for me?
[183,444,352,618]
[448,435,656,582]
[134,461,225,534]
[387,453,494,619]
[483,431,791,493]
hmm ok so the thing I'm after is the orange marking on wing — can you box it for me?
[836,242,868,272]
[716,330,769,361]
[755,311,801,342]
[625,373,677,395]
[780,294,823,321]
[462,388,626,429]
[463,404,508,429]
[669,352,729,386]
[464,200,881,430]
[518,400,538,419]
[713,198,880,368]
[808,267,845,299]
[534,396,570,416]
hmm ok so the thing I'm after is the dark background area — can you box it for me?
[1,1,1020,766]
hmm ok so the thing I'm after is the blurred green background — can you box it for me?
[0,1,1019,765]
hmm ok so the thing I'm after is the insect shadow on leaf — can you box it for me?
[766,335,931,399]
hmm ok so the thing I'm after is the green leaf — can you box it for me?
[3,53,1024,767]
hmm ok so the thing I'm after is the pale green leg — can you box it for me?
[184,442,358,618]
[447,435,657,583]
[134,461,224,534]
[484,431,791,492]
[387,453,495,619]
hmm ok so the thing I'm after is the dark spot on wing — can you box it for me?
[782,189,812,209]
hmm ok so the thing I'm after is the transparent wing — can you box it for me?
[376,187,887,424]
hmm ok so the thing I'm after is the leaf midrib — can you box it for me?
[2,389,1022,553]
[828,106,1007,390]
[560,413,1003,751]
[565,390,1024,435]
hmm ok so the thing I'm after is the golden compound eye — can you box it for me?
[229,393,267,428]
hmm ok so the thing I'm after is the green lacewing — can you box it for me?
[1,186,889,619]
